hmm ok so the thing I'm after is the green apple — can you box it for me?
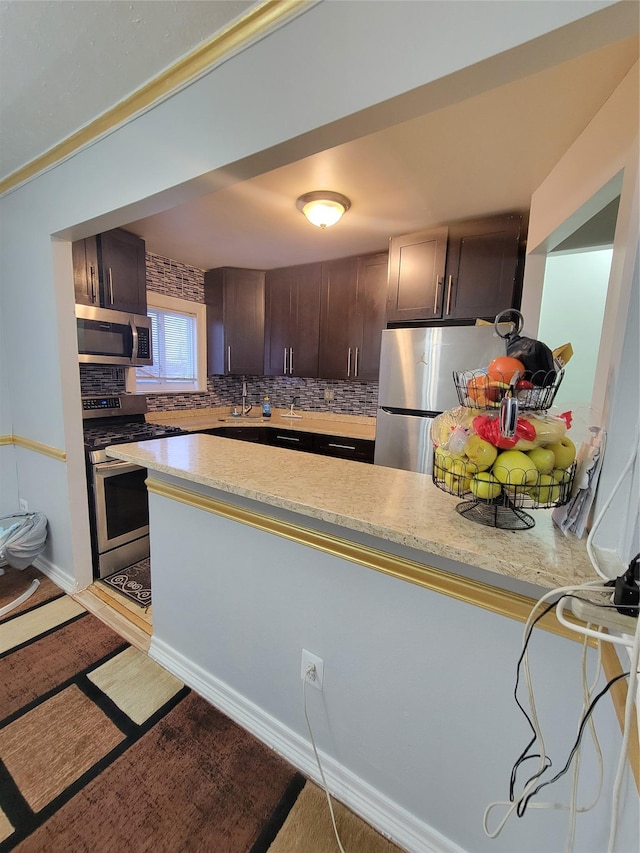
[464,434,498,470]
[492,450,538,486]
[443,471,471,495]
[527,447,556,474]
[469,472,502,501]
[552,468,571,484]
[434,447,464,472]
[544,437,576,470]
[450,457,480,477]
[528,474,561,504]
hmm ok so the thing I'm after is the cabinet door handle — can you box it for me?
[89,265,96,302]
[328,442,356,450]
[347,347,352,377]
[433,276,442,315]
[108,268,114,304]
[276,434,300,442]
[354,346,359,377]
[446,275,453,315]
[289,347,293,375]
[227,345,231,373]
[283,348,288,374]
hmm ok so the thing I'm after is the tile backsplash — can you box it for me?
[79,251,379,417]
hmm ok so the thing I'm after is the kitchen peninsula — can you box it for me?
[105,432,616,853]
[109,432,594,596]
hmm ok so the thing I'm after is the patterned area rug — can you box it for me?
[100,559,152,607]
[0,569,404,853]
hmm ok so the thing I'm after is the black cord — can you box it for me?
[509,598,560,799]
[508,591,634,801]
[517,671,630,817]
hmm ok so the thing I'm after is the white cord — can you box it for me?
[606,617,640,853]
[483,581,612,840]
[566,628,605,853]
[586,433,638,581]
[555,599,637,649]
[303,667,347,853]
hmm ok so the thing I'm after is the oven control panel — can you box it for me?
[83,397,121,412]
[82,394,148,419]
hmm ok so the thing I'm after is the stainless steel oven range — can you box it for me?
[82,395,185,579]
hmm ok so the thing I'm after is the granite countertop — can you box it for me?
[146,407,376,441]
[107,432,597,591]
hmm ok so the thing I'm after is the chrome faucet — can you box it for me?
[241,379,252,416]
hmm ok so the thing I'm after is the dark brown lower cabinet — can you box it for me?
[312,434,375,463]
[201,427,374,463]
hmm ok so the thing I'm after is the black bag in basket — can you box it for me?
[495,310,556,386]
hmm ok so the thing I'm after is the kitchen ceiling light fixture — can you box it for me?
[296,191,351,228]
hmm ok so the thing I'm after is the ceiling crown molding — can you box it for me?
[0,0,315,197]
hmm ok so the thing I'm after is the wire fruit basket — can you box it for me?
[431,309,575,529]
[453,367,564,411]
[432,459,576,531]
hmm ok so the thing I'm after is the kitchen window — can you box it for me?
[129,292,206,393]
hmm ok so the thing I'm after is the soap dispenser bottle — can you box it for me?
[262,396,271,418]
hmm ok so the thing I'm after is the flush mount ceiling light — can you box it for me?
[296,191,351,228]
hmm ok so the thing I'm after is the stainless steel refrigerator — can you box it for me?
[374,325,507,474]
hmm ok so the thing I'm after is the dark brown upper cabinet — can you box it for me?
[442,213,523,321]
[386,214,524,324]
[205,267,265,376]
[72,235,99,306]
[264,263,321,378]
[72,228,147,316]
[386,226,448,322]
[319,252,388,381]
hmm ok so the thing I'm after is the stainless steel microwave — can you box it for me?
[76,304,153,366]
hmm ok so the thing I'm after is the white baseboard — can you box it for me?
[33,555,78,595]
[150,636,463,853]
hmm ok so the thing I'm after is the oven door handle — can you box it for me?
[95,460,143,476]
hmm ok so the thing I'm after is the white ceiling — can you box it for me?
[1,2,638,271]
[0,0,257,179]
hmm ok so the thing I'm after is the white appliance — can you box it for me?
[374,325,507,474]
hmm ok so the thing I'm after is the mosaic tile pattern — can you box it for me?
[80,252,380,417]
[79,365,126,397]
[145,252,205,303]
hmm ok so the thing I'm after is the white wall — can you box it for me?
[149,481,638,853]
[538,247,612,441]
[521,60,639,562]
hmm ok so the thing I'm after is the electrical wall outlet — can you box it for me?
[301,649,324,690]
[324,388,334,402]
[19,498,28,512]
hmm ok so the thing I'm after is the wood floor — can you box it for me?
[72,582,152,653]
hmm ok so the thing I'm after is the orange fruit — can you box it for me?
[467,375,503,407]
[487,356,525,384]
